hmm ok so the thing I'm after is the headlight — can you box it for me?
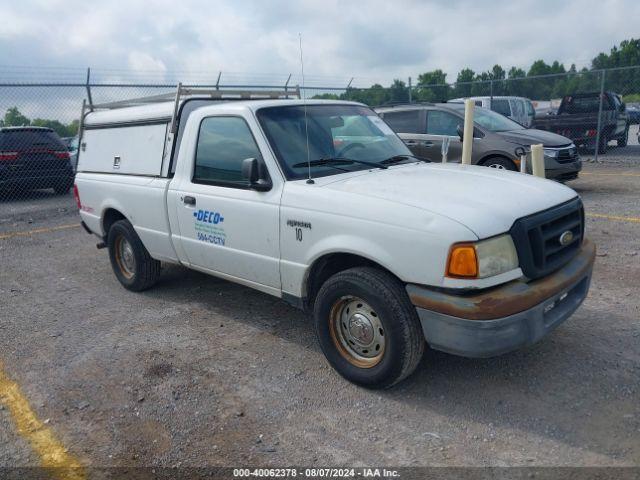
[447,234,519,279]
[543,148,559,158]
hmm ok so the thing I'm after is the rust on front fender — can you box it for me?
[407,239,596,321]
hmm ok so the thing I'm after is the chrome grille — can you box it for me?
[555,145,579,164]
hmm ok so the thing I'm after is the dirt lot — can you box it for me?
[1,148,639,473]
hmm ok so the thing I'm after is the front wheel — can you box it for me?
[313,267,425,389]
[107,219,161,291]
[482,157,517,171]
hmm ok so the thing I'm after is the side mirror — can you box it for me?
[241,158,272,192]
[456,124,482,140]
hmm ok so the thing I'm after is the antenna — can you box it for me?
[299,33,314,184]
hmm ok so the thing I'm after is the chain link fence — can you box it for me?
[0,66,638,210]
[339,66,640,164]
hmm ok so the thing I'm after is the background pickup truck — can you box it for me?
[533,91,630,153]
[74,89,595,388]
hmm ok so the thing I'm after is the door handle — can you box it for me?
[405,140,433,147]
[183,195,196,206]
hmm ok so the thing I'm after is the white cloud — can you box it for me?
[128,51,167,74]
[0,0,637,86]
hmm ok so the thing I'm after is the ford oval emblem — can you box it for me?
[559,230,574,246]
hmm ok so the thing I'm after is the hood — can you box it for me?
[323,163,577,239]
[499,128,572,147]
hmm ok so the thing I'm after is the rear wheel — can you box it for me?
[597,134,608,154]
[53,178,73,195]
[107,219,161,291]
[313,267,425,389]
[617,125,629,147]
[482,157,517,171]
[53,184,70,195]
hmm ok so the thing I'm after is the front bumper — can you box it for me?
[407,239,595,358]
[544,157,582,181]
[0,168,74,189]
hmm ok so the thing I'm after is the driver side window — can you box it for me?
[193,116,262,187]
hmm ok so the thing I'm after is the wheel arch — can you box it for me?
[303,251,402,311]
[102,207,127,238]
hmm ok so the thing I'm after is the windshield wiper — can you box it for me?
[380,154,427,165]
[291,157,387,170]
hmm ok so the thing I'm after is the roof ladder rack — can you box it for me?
[167,84,300,133]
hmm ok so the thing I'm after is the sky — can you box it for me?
[0,0,638,88]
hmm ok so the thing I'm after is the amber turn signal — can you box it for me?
[447,244,478,278]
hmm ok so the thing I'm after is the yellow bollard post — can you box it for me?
[461,99,474,165]
[531,144,545,178]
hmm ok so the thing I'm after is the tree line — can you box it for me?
[314,38,640,105]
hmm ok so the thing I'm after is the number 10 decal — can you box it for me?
[295,228,303,242]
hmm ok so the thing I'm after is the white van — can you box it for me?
[448,96,536,127]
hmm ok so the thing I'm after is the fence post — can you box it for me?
[85,68,93,111]
[593,69,606,162]
[345,77,353,101]
[284,73,291,98]
[408,77,412,104]
[489,79,494,103]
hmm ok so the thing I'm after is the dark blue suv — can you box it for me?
[0,126,75,196]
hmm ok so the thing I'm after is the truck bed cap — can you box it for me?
[84,99,362,127]
[84,102,175,126]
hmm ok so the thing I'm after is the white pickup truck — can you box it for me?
[75,87,595,388]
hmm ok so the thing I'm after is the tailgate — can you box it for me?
[535,114,599,139]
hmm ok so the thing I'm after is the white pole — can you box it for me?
[461,99,474,165]
[531,144,545,178]
[441,137,450,163]
[520,154,527,173]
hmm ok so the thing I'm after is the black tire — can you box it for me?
[313,267,425,389]
[107,219,161,291]
[482,156,517,171]
[617,125,629,147]
[597,134,608,154]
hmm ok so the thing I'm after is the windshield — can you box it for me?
[256,104,412,180]
[473,107,525,132]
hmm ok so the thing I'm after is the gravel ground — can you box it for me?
[0,158,639,471]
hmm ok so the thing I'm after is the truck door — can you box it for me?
[490,98,512,120]
[525,100,536,128]
[611,94,626,136]
[167,115,281,292]
[510,99,526,126]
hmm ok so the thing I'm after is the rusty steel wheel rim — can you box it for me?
[114,235,135,279]
[329,296,385,368]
